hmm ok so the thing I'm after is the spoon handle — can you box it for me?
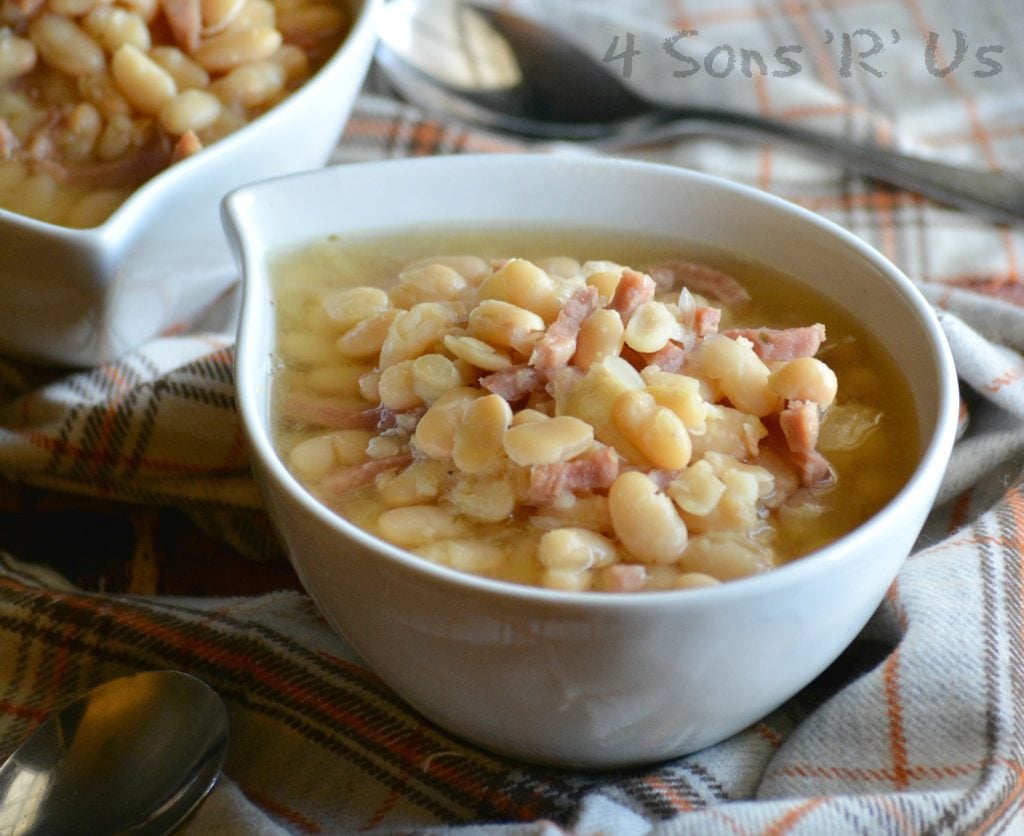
[638,108,1024,226]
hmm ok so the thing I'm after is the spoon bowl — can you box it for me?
[375,0,1024,224]
[0,671,229,836]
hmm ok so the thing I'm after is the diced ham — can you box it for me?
[524,445,620,504]
[600,564,647,593]
[280,393,390,430]
[779,400,832,486]
[170,129,203,163]
[319,454,413,496]
[480,364,543,401]
[640,342,687,373]
[162,0,202,52]
[644,469,682,490]
[788,446,831,487]
[608,269,655,323]
[780,400,819,450]
[530,285,599,371]
[721,324,826,362]
[56,135,172,188]
[694,306,720,337]
[646,260,751,307]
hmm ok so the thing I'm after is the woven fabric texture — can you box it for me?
[1,0,1023,832]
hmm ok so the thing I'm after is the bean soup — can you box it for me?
[0,0,351,227]
[269,229,919,593]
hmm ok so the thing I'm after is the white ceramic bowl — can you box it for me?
[226,155,958,768]
[0,0,379,367]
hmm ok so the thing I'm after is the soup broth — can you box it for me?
[0,0,351,227]
[269,228,919,593]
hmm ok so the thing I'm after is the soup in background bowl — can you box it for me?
[225,154,958,768]
[0,0,379,366]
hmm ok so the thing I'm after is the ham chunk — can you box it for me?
[162,0,202,52]
[608,269,656,324]
[779,400,832,486]
[280,393,395,431]
[694,306,721,337]
[320,454,413,496]
[646,260,751,307]
[598,563,646,593]
[480,365,543,401]
[525,445,620,504]
[722,324,826,362]
[640,342,687,373]
[59,135,172,188]
[171,130,203,163]
[530,286,600,371]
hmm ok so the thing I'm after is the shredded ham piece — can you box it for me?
[171,130,203,163]
[722,324,826,362]
[319,454,413,496]
[162,0,202,52]
[779,400,832,486]
[600,564,646,592]
[646,260,751,307]
[608,269,655,324]
[280,393,396,431]
[644,469,682,491]
[51,134,172,188]
[694,306,721,337]
[640,342,687,373]
[480,364,543,401]
[530,286,599,371]
[525,445,620,504]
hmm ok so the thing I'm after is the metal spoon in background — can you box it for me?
[0,670,229,836]
[375,0,1024,226]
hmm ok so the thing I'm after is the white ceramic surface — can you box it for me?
[0,0,379,367]
[225,155,959,768]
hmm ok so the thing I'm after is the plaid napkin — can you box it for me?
[2,0,1024,832]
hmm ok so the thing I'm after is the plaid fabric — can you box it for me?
[2,0,1024,831]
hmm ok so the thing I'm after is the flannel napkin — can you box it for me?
[2,0,1024,832]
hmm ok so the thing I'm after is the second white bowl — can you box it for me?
[0,0,380,366]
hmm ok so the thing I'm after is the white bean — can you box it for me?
[193,26,282,73]
[609,471,688,564]
[0,33,37,82]
[377,505,468,547]
[159,88,221,134]
[697,334,780,417]
[768,357,837,408]
[537,527,617,571]
[451,393,511,474]
[503,415,593,466]
[110,44,176,115]
[29,14,105,77]
[623,301,675,354]
[678,532,771,580]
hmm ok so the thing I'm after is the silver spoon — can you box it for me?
[375,0,1024,225]
[0,670,229,836]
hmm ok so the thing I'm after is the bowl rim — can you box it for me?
[0,0,380,240]
[230,153,960,611]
